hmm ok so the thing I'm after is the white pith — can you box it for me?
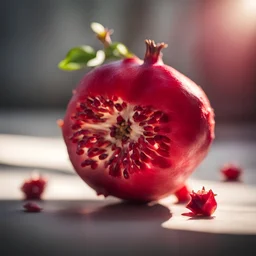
[80,98,144,164]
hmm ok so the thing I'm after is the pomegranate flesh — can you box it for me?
[62,40,215,202]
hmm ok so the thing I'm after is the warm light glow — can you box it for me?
[241,0,256,20]
[242,0,256,11]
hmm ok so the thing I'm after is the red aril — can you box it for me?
[62,40,215,202]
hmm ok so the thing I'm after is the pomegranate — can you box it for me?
[183,187,217,217]
[61,40,214,202]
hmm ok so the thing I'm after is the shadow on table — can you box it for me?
[1,200,256,256]
[56,200,172,222]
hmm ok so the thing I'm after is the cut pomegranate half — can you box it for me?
[70,96,172,178]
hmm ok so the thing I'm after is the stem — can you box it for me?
[97,29,113,48]
[144,40,168,64]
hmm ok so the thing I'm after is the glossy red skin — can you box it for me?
[62,57,215,202]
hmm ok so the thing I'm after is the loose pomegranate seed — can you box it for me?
[220,163,242,181]
[182,187,217,217]
[23,202,42,212]
[56,119,64,128]
[21,174,47,200]
[174,185,190,203]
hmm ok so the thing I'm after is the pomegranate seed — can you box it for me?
[140,152,150,163]
[114,103,123,112]
[147,117,157,124]
[133,106,143,111]
[146,138,155,146]
[144,126,153,131]
[122,136,129,144]
[143,131,154,137]
[159,114,169,123]
[91,161,98,170]
[81,159,94,167]
[152,111,163,119]
[156,148,170,157]
[153,126,160,132]
[76,149,84,155]
[99,153,108,160]
[57,119,64,128]
[112,95,118,101]
[159,143,170,151]
[123,169,129,179]
[116,115,125,124]
[122,102,127,109]
[136,114,147,122]
[93,98,101,107]
[87,148,101,157]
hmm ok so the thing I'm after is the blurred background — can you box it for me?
[1,2,256,255]
[0,0,256,124]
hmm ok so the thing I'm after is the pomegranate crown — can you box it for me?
[144,40,168,64]
[58,22,168,70]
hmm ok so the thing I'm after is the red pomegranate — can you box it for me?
[61,40,215,202]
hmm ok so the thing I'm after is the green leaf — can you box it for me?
[58,45,96,70]
[105,42,133,59]
[87,50,106,67]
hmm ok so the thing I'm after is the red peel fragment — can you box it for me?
[21,174,47,200]
[183,186,217,217]
[220,164,242,181]
[174,185,190,203]
[23,202,42,212]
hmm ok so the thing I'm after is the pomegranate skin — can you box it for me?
[62,42,214,202]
